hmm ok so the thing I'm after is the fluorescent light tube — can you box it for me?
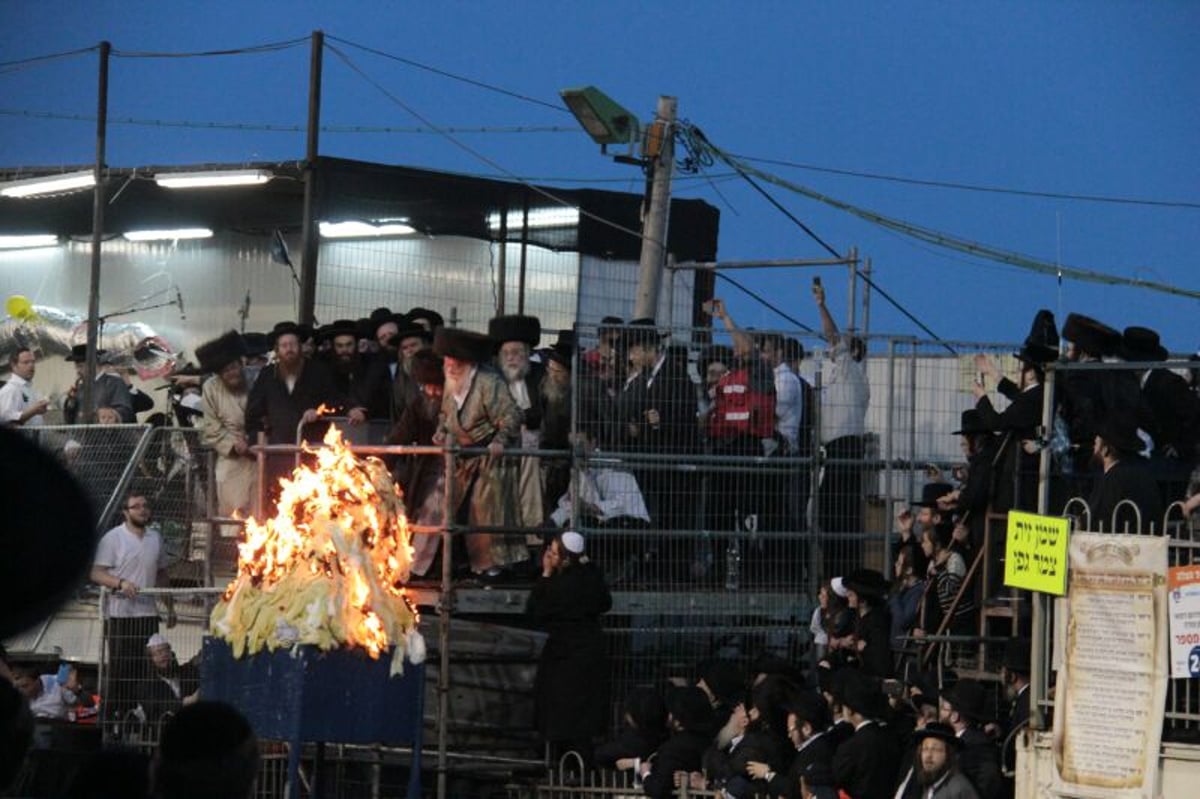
[319,220,416,238]
[0,234,59,249]
[123,228,214,242]
[0,171,95,198]
[155,169,273,189]
[487,208,580,231]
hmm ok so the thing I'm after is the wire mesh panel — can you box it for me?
[97,587,223,749]
[16,423,152,529]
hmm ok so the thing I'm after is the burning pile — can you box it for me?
[210,427,424,675]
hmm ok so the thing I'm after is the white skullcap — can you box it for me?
[560,531,585,555]
[146,633,169,649]
[831,576,849,598]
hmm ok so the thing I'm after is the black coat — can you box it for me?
[767,733,834,799]
[1142,368,1200,459]
[244,358,346,444]
[977,380,1043,513]
[616,351,696,455]
[642,729,710,798]
[703,725,788,795]
[1087,458,1164,533]
[856,607,894,679]
[527,561,612,743]
[594,726,664,769]
[958,726,1003,799]
[832,720,902,799]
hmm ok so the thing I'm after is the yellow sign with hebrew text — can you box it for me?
[1004,510,1070,595]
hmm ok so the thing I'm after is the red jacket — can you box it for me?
[709,366,775,440]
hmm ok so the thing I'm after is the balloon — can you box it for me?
[5,295,35,321]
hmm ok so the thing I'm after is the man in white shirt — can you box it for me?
[91,491,166,727]
[0,348,49,427]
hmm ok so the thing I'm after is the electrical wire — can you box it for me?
[112,37,309,58]
[0,45,98,75]
[327,35,568,114]
[699,130,1200,303]
[714,273,814,332]
[730,152,1200,211]
[324,42,656,249]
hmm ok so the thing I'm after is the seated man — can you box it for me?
[12,665,85,721]
[139,634,200,724]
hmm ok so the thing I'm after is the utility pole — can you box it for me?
[632,96,676,322]
[81,41,111,421]
[297,30,324,327]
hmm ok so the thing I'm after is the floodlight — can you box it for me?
[154,169,273,189]
[0,171,95,198]
[560,86,640,146]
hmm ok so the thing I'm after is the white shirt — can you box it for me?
[0,373,44,427]
[772,362,803,451]
[29,674,78,719]
[94,523,163,618]
[820,339,870,442]
[550,462,651,526]
[451,367,478,411]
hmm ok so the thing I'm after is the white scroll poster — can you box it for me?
[1052,533,1168,799]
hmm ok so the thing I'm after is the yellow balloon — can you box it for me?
[5,295,33,320]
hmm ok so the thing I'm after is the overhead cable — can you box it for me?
[0,45,98,75]
[731,152,1200,211]
[701,132,1200,303]
[112,37,309,58]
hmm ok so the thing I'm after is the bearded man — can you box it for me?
[195,330,256,517]
[435,327,529,580]
[489,314,546,531]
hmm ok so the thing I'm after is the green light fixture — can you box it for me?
[559,86,640,147]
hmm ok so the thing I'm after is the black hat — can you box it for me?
[394,320,434,345]
[912,482,955,508]
[317,319,360,344]
[267,321,303,348]
[698,659,744,706]
[623,687,667,733]
[598,315,624,337]
[544,332,576,370]
[842,568,889,600]
[0,428,96,638]
[784,689,832,731]
[488,314,541,348]
[1013,309,1059,365]
[666,686,715,731]
[65,344,107,363]
[1120,326,1169,362]
[1095,416,1143,455]
[942,678,987,722]
[951,409,990,436]
[433,327,493,363]
[1063,313,1121,358]
[368,307,400,339]
[406,307,444,331]
[296,324,315,343]
[623,317,661,348]
[195,330,247,373]
[241,332,270,358]
[410,350,444,386]
[912,722,963,749]
[840,671,887,719]
[1003,638,1031,675]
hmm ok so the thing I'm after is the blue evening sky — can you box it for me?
[1,1,1196,350]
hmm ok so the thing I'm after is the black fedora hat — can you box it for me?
[317,319,360,344]
[394,322,434,345]
[367,307,402,340]
[1063,313,1121,358]
[488,314,541,348]
[623,317,662,347]
[241,332,270,358]
[406,306,444,331]
[195,330,247,374]
[951,409,991,436]
[942,678,987,722]
[267,321,303,348]
[912,721,963,749]
[1120,326,1169,362]
[842,568,889,600]
[0,428,97,638]
[65,343,107,363]
[1095,416,1143,455]
[433,327,493,363]
[912,482,955,508]
[840,671,888,719]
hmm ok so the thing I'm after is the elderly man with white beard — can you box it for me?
[488,314,547,536]
[195,330,257,518]
[434,326,529,581]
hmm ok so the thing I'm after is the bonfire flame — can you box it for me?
[210,427,423,674]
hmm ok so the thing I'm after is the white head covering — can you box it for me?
[830,576,849,598]
[146,632,169,649]
[560,530,585,555]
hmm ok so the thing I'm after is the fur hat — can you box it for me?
[1063,313,1120,358]
[1120,326,1169,362]
[433,327,493,363]
[409,350,444,386]
[488,315,541,348]
[195,331,247,373]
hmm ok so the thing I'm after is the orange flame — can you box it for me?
[212,427,420,671]
[314,402,338,417]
